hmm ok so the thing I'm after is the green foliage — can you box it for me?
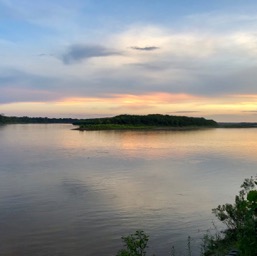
[203,176,257,256]
[118,178,257,256]
[117,230,149,256]
[0,114,78,124]
[247,190,257,202]
[74,114,218,129]
[1,113,218,128]
[116,231,196,256]
[201,223,233,255]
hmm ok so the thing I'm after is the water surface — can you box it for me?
[0,124,256,255]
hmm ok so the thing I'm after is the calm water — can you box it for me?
[0,124,256,256]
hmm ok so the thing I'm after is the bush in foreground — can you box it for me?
[116,230,149,256]
[116,177,257,256]
[203,176,257,255]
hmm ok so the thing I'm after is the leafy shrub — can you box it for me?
[203,176,257,255]
[116,230,149,256]
[117,177,257,256]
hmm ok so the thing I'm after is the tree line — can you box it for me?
[0,114,78,124]
[0,114,218,127]
[73,114,218,127]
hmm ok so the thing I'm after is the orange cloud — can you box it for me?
[58,92,200,106]
[2,92,257,121]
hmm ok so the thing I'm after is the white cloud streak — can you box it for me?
[2,8,257,114]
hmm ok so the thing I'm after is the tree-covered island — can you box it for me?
[73,114,218,130]
[3,114,257,130]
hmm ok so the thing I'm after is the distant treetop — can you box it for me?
[73,114,218,128]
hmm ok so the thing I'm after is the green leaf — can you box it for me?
[247,190,257,202]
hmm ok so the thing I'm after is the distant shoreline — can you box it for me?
[73,124,215,131]
[74,123,257,131]
[218,122,257,128]
[1,114,257,129]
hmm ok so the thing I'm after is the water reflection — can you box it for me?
[0,125,256,255]
[54,128,257,163]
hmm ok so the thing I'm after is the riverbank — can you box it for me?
[218,122,257,128]
[73,124,216,131]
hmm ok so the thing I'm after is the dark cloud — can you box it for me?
[3,60,257,106]
[130,46,159,51]
[188,66,257,96]
[0,69,59,87]
[130,62,170,71]
[0,89,58,104]
[0,69,60,104]
[61,44,120,64]
[129,59,204,71]
[71,64,257,98]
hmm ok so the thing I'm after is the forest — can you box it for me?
[0,114,78,124]
[73,114,218,130]
[0,114,218,129]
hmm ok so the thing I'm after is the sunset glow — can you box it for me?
[1,0,257,121]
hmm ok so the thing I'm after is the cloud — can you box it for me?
[61,44,121,64]
[3,20,257,117]
[0,87,58,104]
[38,53,54,57]
[186,12,257,32]
[0,69,60,103]
[130,46,159,51]
[170,111,200,114]
[0,0,81,32]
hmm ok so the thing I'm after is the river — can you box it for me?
[0,124,256,255]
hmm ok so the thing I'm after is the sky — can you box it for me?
[1,0,257,121]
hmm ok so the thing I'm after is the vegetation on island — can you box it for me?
[73,114,218,130]
[3,113,257,130]
[116,176,257,256]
